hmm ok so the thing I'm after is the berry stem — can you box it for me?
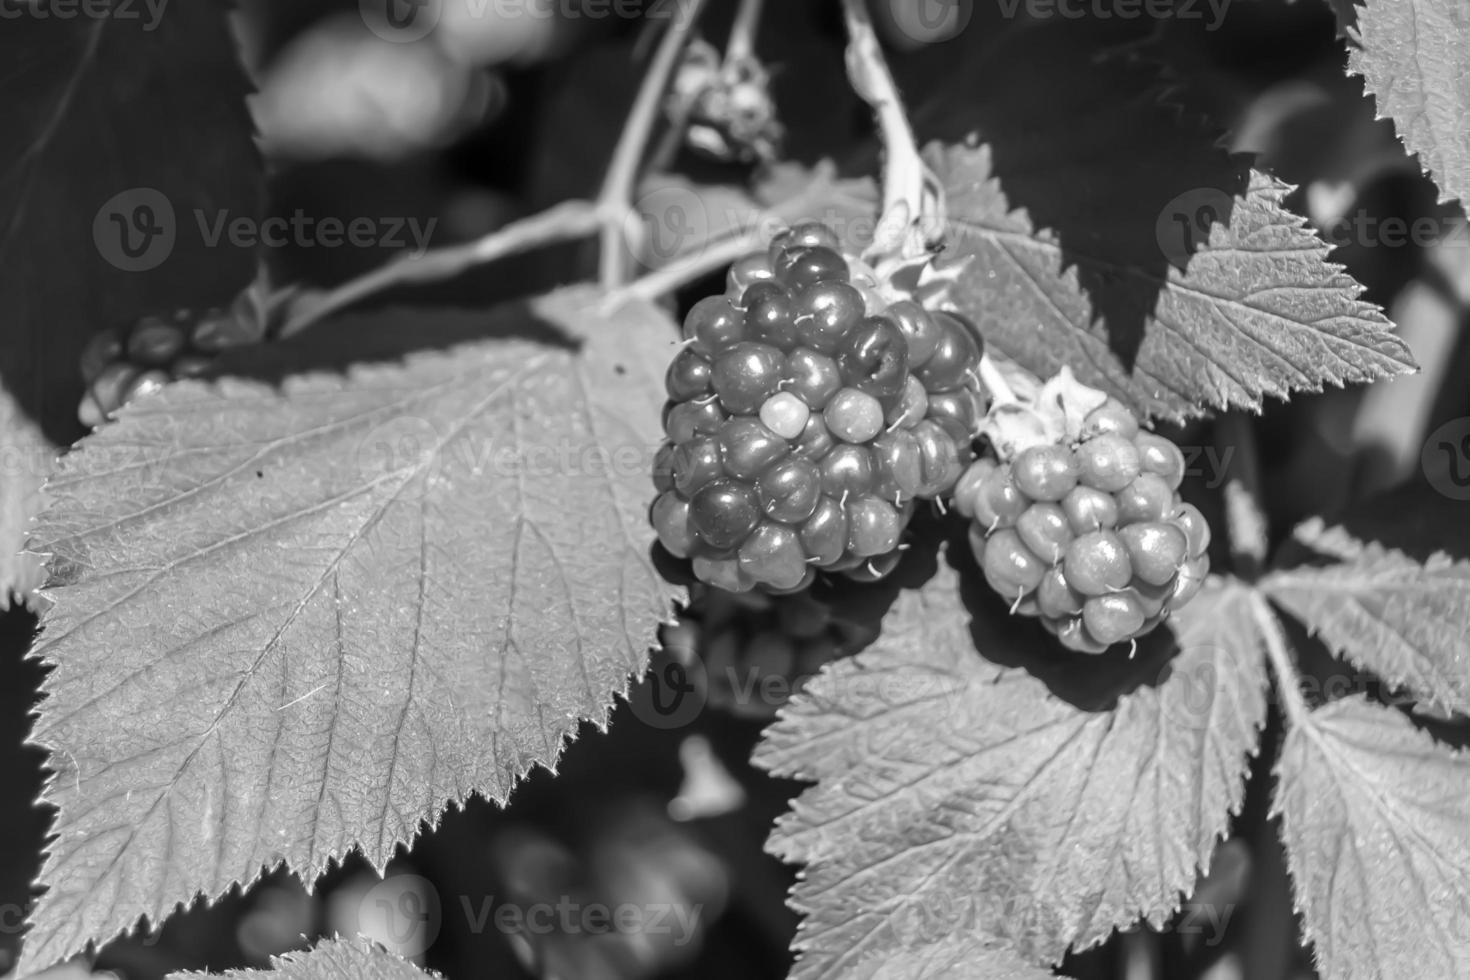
[977,353,1018,405]
[839,0,938,258]
[278,200,604,338]
[1218,412,1268,580]
[1251,590,1310,729]
[724,0,764,66]
[596,0,711,290]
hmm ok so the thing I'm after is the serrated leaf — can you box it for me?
[168,938,438,979]
[1274,696,1470,980]
[0,0,262,441]
[937,141,1413,422]
[852,934,1074,980]
[0,390,49,609]
[754,566,1268,976]
[1349,0,1470,206]
[1263,518,1470,714]
[23,287,680,972]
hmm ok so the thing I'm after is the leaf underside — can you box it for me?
[1275,697,1470,980]
[23,287,680,971]
[1264,518,1470,714]
[934,142,1414,422]
[168,938,437,979]
[755,563,1268,977]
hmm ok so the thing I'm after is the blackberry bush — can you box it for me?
[650,221,985,593]
[957,367,1210,653]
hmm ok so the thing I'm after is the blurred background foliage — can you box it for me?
[3,0,1468,977]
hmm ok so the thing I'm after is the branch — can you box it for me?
[597,0,711,289]
[278,200,603,338]
[839,0,938,258]
[607,225,765,306]
[1218,412,1268,581]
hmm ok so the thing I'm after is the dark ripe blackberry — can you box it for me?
[845,496,901,557]
[887,375,928,428]
[799,496,848,566]
[910,419,966,497]
[683,295,745,355]
[776,245,849,288]
[783,347,843,410]
[653,443,677,493]
[711,342,784,414]
[672,437,724,497]
[871,429,924,501]
[793,280,865,354]
[690,479,762,550]
[727,252,775,295]
[737,521,808,590]
[777,221,842,253]
[665,348,713,401]
[757,456,822,523]
[665,399,726,444]
[914,311,982,391]
[743,282,799,349]
[836,316,909,402]
[792,412,836,461]
[819,443,876,498]
[924,388,981,434]
[651,492,695,557]
[884,300,942,367]
[718,416,788,480]
[693,555,754,593]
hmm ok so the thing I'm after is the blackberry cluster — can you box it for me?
[657,584,880,720]
[958,394,1210,653]
[650,222,985,593]
[78,296,266,427]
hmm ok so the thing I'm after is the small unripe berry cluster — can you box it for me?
[650,222,986,593]
[657,584,880,719]
[77,297,266,427]
[958,388,1210,653]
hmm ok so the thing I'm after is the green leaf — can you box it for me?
[1274,696,1470,980]
[754,564,1268,976]
[1263,518,1470,714]
[23,287,680,972]
[1349,0,1470,206]
[849,935,1075,980]
[168,938,439,979]
[935,141,1414,422]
